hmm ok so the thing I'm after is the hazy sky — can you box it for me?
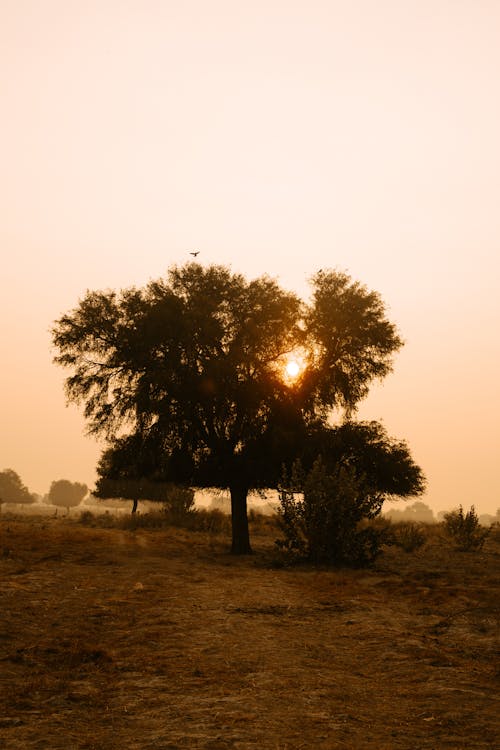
[1,1,499,514]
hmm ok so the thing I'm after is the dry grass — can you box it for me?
[0,516,498,749]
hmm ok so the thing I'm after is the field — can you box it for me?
[0,514,498,749]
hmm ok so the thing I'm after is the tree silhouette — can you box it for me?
[94,434,184,513]
[0,469,36,506]
[48,479,88,514]
[52,263,421,553]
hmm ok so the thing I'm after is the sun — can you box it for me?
[279,348,307,384]
[285,359,301,379]
[283,352,307,383]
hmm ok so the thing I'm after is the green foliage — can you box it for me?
[392,522,427,553]
[442,505,490,551]
[276,459,393,567]
[0,469,36,505]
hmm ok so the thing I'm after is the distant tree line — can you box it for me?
[0,470,88,514]
[384,501,435,524]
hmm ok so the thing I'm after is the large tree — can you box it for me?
[52,263,420,553]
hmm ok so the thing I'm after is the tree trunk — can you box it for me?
[229,483,252,555]
[131,498,138,514]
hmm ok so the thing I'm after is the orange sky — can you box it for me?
[1,1,499,514]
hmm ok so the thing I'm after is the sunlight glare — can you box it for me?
[285,359,301,379]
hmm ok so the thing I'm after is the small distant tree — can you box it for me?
[0,469,36,505]
[48,480,88,514]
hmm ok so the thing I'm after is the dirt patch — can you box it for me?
[0,517,498,749]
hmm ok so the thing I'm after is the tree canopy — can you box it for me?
[0,469,36,506]
[48,480,88,512]
[52,263,423,553]
[302,420,425,505]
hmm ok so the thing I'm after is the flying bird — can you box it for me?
[189,250,200,257]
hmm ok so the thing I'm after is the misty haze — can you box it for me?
[2,1,500,748]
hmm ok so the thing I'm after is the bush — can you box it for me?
[161,485,196,524]
[248,509,279,534]
[116,485,196,530]
[393,522,427,553]
[190,508,231,534]
[79,509,118,528]
[276,459,392,567]
[442,505,490,551]
[79,510,96,526]
[120,511,168,530]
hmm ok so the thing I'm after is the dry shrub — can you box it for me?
[162,485,196,523]
[79,510,118,529]
[392,521,427,553]
[276,459,393,567]
[79,509,96,525]
[121,485,196,529]
[489,522,500,544]
[442,505,490,551]
[79,501,275,540]
[188,508,231,534]
[120,511,168,530]
[248,509,279,534]
[80,506,233,535]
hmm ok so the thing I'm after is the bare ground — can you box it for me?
[0,516,498,749]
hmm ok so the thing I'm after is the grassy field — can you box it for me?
[0,513,498,749]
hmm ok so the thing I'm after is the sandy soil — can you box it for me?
[0,516,498,749]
